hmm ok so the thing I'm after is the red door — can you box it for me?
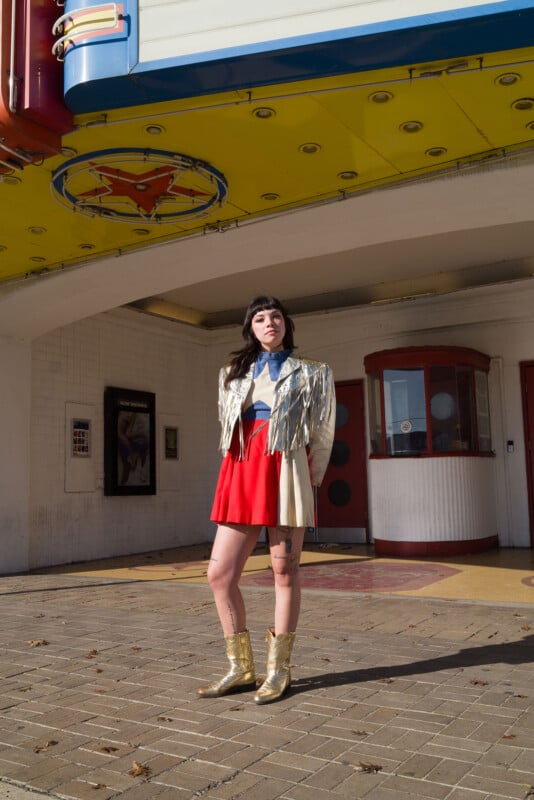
[316,380,369,542]
[520,363,534,546]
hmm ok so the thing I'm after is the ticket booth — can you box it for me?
[364,346,497,556]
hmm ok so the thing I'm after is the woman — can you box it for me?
[197,295,335,704]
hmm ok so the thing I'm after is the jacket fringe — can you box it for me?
[217,355,335,487]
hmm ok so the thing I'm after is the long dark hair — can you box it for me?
[225,295,295,387]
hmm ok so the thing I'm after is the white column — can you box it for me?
[0,337,31,573]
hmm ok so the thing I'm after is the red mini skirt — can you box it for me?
[210,420,282,526]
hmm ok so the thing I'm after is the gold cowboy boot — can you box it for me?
[197,630,255,698]
[254,627,296,705]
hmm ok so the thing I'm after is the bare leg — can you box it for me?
[207,524,261,636]
[267,526,305,633]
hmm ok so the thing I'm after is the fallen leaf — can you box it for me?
[502,734,516,739]
[129,760,152,778]
[157,716,173,722]
[470,679,488,686]
[352,730,369,736]
[131,646,142,651]
[33,740,58,753]
[27,639,48,647]
[521,624,531,631]
[34,613,45,619]
[94,668,103,674]
[91,784,106,790]
[18,687,32,693]
[379,678,394,684]
[86,649,98,659]
[354,762,382,773]
[100,746,119,753]
[514,694,528,699]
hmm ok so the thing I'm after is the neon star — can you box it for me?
[78,164,210,215]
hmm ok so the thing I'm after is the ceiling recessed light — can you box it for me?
[145,124,165,135]
[61,146,78,156]
[401,120,423,133]
[496,73,520,86]
[426,146,448,157]
[299,142,321,154]
[79,243,95,250]
[369,91,393,103]
[1,175,21,185]
[28,226,47,234]
[261,192,280,201]
[134,183,148,191]
[512,98,534,111]
[30,256,46,263]
[337,170,358,180]
[252,107,276,119]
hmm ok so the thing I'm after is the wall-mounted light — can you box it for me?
[261,192,280,201]
[28,226,47,235]
[400,121,423,133]
[253,107,276,119]
[299,142,321,154]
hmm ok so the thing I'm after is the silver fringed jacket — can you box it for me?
[218,354,336,487]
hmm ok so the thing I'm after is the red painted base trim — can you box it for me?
[374,535,499,557]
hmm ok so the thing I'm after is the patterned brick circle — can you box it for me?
[241,561,461,592]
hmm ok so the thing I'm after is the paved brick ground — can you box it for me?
[0,572,533,799]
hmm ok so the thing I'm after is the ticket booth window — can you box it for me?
[364,347,492,457]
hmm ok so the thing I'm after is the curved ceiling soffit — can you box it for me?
[0,157,533,340]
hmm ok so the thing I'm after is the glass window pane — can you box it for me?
[429,366,475,452]
[383,369,427,455]
[475,369,492,452]
[367,372,383,454]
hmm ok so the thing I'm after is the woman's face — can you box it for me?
[251,307,286,352]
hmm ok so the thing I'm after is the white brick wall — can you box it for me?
[29,309,213,568]
[0,337,31,573]
[24,278,534,570]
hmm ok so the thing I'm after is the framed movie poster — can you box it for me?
[104,387,156,496]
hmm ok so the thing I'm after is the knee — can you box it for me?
[207,561,236,593]
[272,557,300,588]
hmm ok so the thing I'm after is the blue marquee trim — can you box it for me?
[64,1,534,114]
